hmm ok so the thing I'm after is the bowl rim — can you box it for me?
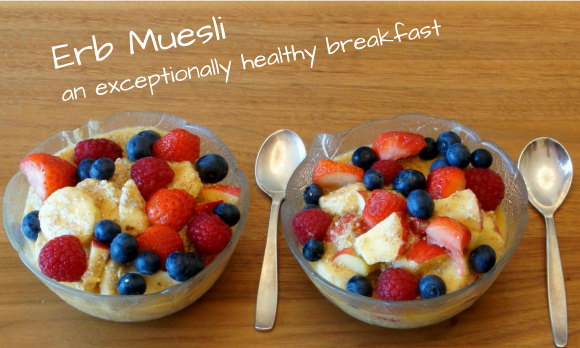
[3,110,250,299]
[282,113,529,308]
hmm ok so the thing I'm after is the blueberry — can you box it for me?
[303,184,323,204]
[446,143,471,168]
[94,220,121,244]
[21,210,41,241]
[302,204,320,211]
[110,233,139,263]
[213,203,240,226]
[437,131,461,155]
[196,154,229,183]
[352,146,378,170]
[136,130,161,145]
[90,158,115,180]
[76,158,95,181]
[419,137,438,160]
[117,273,147,295]
[471,149,493,168]
[346,275,373,297]
[135,251,161,275]
[407,190,434,219]
[126,135,152,161]
[469,245,496,273]
[302,239,324,262]
[166,251,204,282]
[363,169,384,190]
[430,157,450,172]
[392,169,426,197]
[418,275,447,299]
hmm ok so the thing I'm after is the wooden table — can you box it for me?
[1,2,579,347]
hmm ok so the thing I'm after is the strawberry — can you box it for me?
[201,254,217,268]
[146,188,196,231]
[427,166,466,199]
[38,235,87,282]
[292,208,333,245]
[152,129,201,162]
[371,131,427,161]
[426,217,471,276]
[407,217,429,238]
[187,213,232,255]
[464,168,505,211]
[362,190,407,228]
[325,213,368,248]
[312,159,364,188]
[197,185,241,205]
[370,160,404,185]
[406,240,447,264]
[376,268,418,301]
[131,157,175,200]
[73,138,123,164]
[137,225,184,270]
[194,200,224,215]
[20,153,77,200]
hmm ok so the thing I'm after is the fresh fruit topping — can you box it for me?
[371,131,427,161]
[166,251,204,282]
[464,168,505,211]
[363,169,384,190]
[426,217,471,275]
[370,160,403,185]
[303,184,323,205]
[74,138,123,164]
[146,188,196,231]
[201,254,217,268]
[362,190,406,228]
[79,240,110,292]
[137,225,184,268]
[430,157,450,172]
[332,247,370,275]
[77,158,95,181]
[194,200,223,215]
[346,275,373,297]
[393,169,426,197]
[325,213,368,249]
[291,208,333,245]
[213,203,241,226]
[94,220,122,244]
[127,134,154,161]
[110,233,139,264]
[446,143,471,168]
[117,273,147,295]
[152,128,201,162]
[406,240,447,264]
[419,137,438,160]
[436,131,461,155]
[318,182,367,217]
[312,159,365,188]
[89,158,115,180]
[406,189,434,219]
[352,146,378,170]
[38,235,87,282]
[197,185,241,205]
[187,213,232,255]
[469,245,496,273]
[427,166,466,199]
[20,153,77,200]
[137,130,162,144]
[355,212,408,264]
[408,217,430,237]
[130,157,175,200]
[196,154,229,184]
[470,148,493,169]
[22,210,41,241]
[302,239,325,262]
[433,189,483,232]
[302,203,320,211]
[376,268,418,301]
[418,275,447,299]
[134,251,161,275]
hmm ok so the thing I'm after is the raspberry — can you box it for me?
[152,129,201,162]
[38,235,87,282]
[73,138,123,164]
[146,188,196,231]
[131,157,175,200]
[464,168,505,211]
[187,213,232,255]
[137,225,184,270]
[370,160,404,185]
[292,208,333,245]
[376,268,418,301]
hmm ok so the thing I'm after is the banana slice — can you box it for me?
[77,179,122,223]
[168,161,202,198]
[77,241,110,292]
[110,158,133,188]
[34,232,48,262]
[99,258,130,295]
[119,179,149,236]
[178,226,195,252]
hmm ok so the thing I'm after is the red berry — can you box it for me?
[187,213,232,255]
[38,235,87,282]
[137,225,184,270]
[372,131,427,161]
[427,166,466,199]
[146,188,196,231]
[407,217,429,238]
[152,129,201,162]
[362,190,407,228]
[291,208,333,245]
[20,153,77,200]
[131,157,175,200]
[465,168,505,211]
[194,200,223,215]
[376,268,418,301]
[73,138,123,164]
[201,254,217,268]
[370,160,404,185]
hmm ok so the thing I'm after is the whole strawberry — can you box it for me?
[152,129,201,162]
[20,153,77,200]
[146,188,196,231]
[131,157,175,200]
[187,213,232,255]
[73,138,123,164]
[362,190,407,228]
[137,225,184,270]
[370,160,404,185]
[465,168,505,211]
[291,208,333,245]
[39,235,87,282]
[376,268,418,301]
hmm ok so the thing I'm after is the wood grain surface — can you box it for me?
[1,2,579,347]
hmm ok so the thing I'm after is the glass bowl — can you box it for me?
[281,114,528,328]
[2,111,249,322]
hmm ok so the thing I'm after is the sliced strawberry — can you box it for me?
[427,166,466,199]
[312,159,364,188]
[371,131,427,161]
[20,153,77,200]
[406,240,447,264]
[194,200,224,215]
[197,185,241,205]
[362,190,407,228]
[407,217,430,238]
[426,217,471,276]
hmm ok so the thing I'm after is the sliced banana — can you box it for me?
[99,258,130,295]
[77,179,122,223]
[77,241,110,292]
[178,226,195,253]
[109,158,133,188]
[168,161,202,198]
[119,179,149,236]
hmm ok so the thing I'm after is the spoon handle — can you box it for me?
[546,216,567,347]
[255,197,282,331]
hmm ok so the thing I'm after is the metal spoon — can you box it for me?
[255,130,306,331]
[518,138,572,348]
